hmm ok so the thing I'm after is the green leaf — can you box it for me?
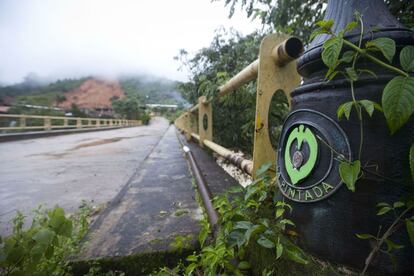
[366,37,396,63]
[406,219,414,246]
[325,67,339,81]
[337,101,354,120]
[279,219,295,226]
[275,208,285,219]
[49,207,73,238]
[256,162,272,176]
[44,245,54,259]
[340,51,355,63]
[356,233,376,240]
[316,19,334,29]
[410,143,414,181]
[339,160,361,192]
[377,206,392,216]
[400,45,414,72]
[186,254,198,262]
[382,76,414,134]
[377,202,391,208]
[345,67,358,81]
[227,186,243,194]
[276,243,283,259]
[33,228,55,246]
[238,261,250,270]
[244,185,259,201]
[234,221,253,230]
[358,69,378,79]
[385,239,404,252]
[257,236,275,249]
[283,247,309,265]
[322,37,343,69]
[345,21,358,32]
[185,263,198,276]
[359,100,375,117]
[393,201,405,208]
[198,225,209,247]
[310,28,327,42]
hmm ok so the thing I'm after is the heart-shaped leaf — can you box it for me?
[322,37,343,69]
[339,160,361,192]
[400,45,414,72]
[382,76,414,134]
[359,100,382,117]
[337,101,354,120]
[345,67,358,81]
[366,37,396,63]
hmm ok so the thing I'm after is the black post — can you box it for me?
[277,0,414,274]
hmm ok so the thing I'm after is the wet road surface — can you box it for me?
[0,117,170,236]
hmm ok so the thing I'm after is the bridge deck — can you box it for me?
[0,117,169,235]
[73,124,202,274]
[0,117,240,274]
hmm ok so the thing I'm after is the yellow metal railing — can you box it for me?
[175,34,303,179]
[0,114,141,132]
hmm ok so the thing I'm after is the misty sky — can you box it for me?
[0,0,262,85]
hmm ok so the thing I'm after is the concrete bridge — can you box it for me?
[0,116,237,273]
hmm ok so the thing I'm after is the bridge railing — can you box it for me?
[0,114,141,132]
[175,34,303,179]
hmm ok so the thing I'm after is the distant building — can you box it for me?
[146,104,178,111]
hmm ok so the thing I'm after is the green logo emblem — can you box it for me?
[284,125,318,184]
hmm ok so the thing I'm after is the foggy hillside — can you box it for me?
[0,74,187,107]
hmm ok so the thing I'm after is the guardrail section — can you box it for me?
[175,33,303,179]
[0,114,141,132]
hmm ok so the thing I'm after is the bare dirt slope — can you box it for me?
[58,78,125,110]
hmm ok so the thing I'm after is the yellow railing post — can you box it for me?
[20,117,26,129]
[251,34,301,178]
[198,96,212,148]
[76,118,81,129]
[44,117,51,130]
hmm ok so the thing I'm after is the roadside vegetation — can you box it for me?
[0,204,91,275]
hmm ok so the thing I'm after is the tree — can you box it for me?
[216,0,413,43]
[112,96,144,120]
[70,103,86,117]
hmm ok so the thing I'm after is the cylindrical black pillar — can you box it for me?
[277,0,414,274]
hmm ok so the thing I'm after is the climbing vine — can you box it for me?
[313,13,414,274]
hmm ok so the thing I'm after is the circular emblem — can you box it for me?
[277,109,351,203]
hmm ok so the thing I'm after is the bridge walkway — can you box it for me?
[73,125,239,274]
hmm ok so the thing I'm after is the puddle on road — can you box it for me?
[71,137,129,150]
[25,134,154,159]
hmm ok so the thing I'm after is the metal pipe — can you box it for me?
[189,104,199,113]
[271,36,304,66]
[176,132,219,236]
[191,133,200,141]
[218,59,259,98]
[203,139,253,176]
[216,37,304,99]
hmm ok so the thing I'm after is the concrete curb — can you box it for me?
[0,126,141,142]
